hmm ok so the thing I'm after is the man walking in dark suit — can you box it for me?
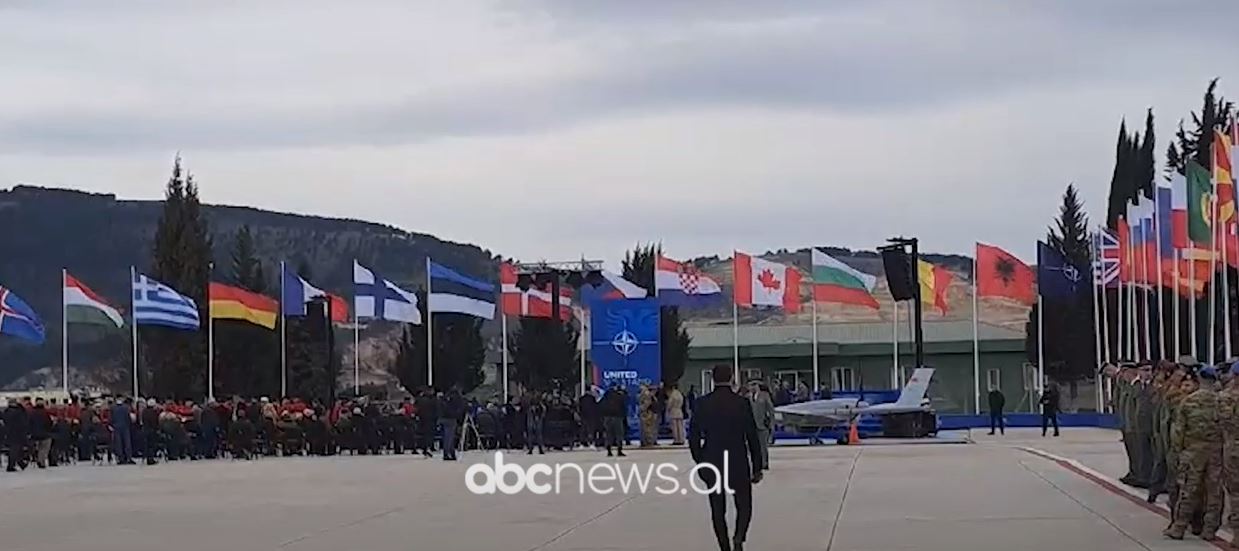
[689,368,763,551]
[987,387,1006,435]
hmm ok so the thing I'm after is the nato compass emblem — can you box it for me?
[611,330,640,356]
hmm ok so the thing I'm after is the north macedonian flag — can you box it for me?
[974,243,1035,306]
[209,282,278,329]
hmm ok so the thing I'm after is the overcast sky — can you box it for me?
[2,1,1237,268]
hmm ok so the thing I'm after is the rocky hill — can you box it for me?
[0,185,1030,390]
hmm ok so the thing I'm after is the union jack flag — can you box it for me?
[1093,229,1120,288]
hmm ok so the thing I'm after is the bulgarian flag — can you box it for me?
[64,272,124,328]
[810,249,878,309]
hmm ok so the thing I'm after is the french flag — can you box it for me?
[578,271,648,304]
[281,266,348,323]
[655,255,724,308]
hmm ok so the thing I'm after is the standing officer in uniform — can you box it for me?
[1165,365,1224,541]
[1219,362,1239,537]
[748,381,774,470]
[689,368,763,551]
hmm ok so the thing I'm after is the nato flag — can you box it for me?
[1037,242,1086,300]
[0,286,46,344]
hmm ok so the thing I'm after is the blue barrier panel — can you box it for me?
[937,413,1118,430]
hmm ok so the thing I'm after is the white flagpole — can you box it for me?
[1174,249,1181,359]
[1129,229,1139,361]
[1211,182,1220,366]
[131,266,139,398]
[892,300,899,387]
[208,298,215,402]
[501,312,509,399]
[1155,192,1166,360]
[1139,219,1152,362]
[61,268,68,396]
[732,301,739,383]
[971,251,980,415]
[207,262,214,402]
[1101,259,1112,364]
[1090,240,1103,411]
[812,296,820,392]
[1037,293,1045,394]
[580,306,588,394]
[426,256,434,389]
[280,261,287,398]
[1225,208,1234,361]
[353,312,360,395]
[1190,250,1198,359]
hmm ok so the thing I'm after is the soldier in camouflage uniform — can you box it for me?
[1116,365,1140,486]
[1147,364,1171,503]
[1165,365,1224,541]
[1131,364,1156,487]
[1219,362,1239,537]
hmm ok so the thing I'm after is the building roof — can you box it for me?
[685,320,1023,349]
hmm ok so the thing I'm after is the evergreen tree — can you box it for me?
[286,296,340,402]
[1170,79,1233,174]
[1026,186,1096,394]
[146,157,212,399]
[509,317,579,392]
[621,243,692,387]
[213,226,279,399]
[390,291,486,393]
[1105,121,1134,228]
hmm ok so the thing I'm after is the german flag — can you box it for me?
[209,282,278,329]
[917,259,952,314]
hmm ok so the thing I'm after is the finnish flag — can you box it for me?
[354,261,422,325]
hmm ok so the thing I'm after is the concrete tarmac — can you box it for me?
[0,429,1217,550]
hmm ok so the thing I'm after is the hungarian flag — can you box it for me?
[210,282,278,329]
[974,244,1034,305]
[1187,159,1213,245]
[734,251,801,312]
[810,249,878,309]
[917,260,952,314]
[499,262,573,320]
[64,273,124,328]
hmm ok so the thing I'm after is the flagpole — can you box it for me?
[1090,242,1103,412]
[892,300,899,387]
[1211,179,1220,366]
[426,256,434,389]
[1101,256,1112,364]
[812,296,820,393]
[732,301,739,383]
[131,266,139,398]
[1174,249,1181,360]
[1225,204,1234,361]
[501,312,509,399]
[580,305,588,394]
[1037,293,1045,394]
[61,268,68,396]
[971,251,980,415]
[1129,229,1139,361]
[208,299,215,402]
[353,307,360,396]
[1190,250,1198,359]
[1155,191,1166,360]
[280,261,287,398]
[1141,227,1152,362]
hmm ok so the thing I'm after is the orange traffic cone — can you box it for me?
[847,422,860,445]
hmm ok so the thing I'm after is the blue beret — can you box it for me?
[1231,361,1239,376]
[1200,365,1218,379]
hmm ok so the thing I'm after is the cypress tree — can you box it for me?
[621,243,692,387]
[390,290,486,393]
[147,157,211,399]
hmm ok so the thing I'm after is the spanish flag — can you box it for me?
[917,260,952,314]
[209,282,278,329]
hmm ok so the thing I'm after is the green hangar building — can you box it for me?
[678,320,1032,414]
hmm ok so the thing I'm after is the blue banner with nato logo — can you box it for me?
[590,298,661,427]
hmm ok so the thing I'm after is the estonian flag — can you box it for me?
[428,261,496,319]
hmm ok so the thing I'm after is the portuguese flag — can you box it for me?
[64,272,124,328]
[810,249,878,309]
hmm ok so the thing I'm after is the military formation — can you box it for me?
[1108,356,1239,543]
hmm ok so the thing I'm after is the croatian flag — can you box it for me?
[654,254,723,308]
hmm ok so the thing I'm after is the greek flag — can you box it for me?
[132,272,200,330]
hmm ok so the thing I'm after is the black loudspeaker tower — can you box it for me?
[882,247,915,301]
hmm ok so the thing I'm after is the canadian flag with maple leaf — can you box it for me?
[733,251,801,312]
